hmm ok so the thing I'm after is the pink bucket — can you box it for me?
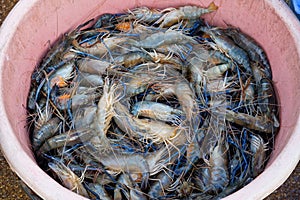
[0,0,300,199]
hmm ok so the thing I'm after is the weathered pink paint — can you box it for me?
[0,0,299,199]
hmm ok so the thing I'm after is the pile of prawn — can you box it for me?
[27,2,280,199]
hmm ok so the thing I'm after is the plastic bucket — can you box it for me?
[0,0,300,199]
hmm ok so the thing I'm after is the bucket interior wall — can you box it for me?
[1,0,300,199]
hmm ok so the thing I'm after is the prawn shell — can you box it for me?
[32,117,60,151]
[131,100,183,123]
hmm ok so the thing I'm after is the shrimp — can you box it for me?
[128,7,164,23]
[188,55,207,101]
[71,90,101,109]
[208,49,233,65]
[86,183,112,200]
[31,103,52,129]
[128,29,197,49]
[77,72,104,87]
[241,81,256,115]
[113,51,152,68]
[251,61,264,85]
[77,58,110,75]
[93,13,116,29]
[148,171,173,198]
[32,33,77,83]
[118,173,147,200]
[197,137,229,193]
[147,50,184,70]
[37,128,92,154]
[90,78,119,151]
[151,71,201,133]
[257,78,279,127]
[183,132,203,174]
[205,28,252,74]
[53,92,101,111]
[47,62,75,89]
[199,116,221,160]
[114,186,123,200]
[250,134,268,177]
[114,97,168,143]
[205,62,233,79]
[114,98,182,148]
[48,160,89,198]
[157,2,218,27]
[32,117,61,151]
[127,117,180,145]
[213,109,274,133]
[225,27,272,79]
[92,152,150,189]
[73,105,97,129]
[177,181,194,198]
[130,188,147,200]
[208,139,229,192]
[131,100,183,124]
[122,73,154,97]
[27,87,38,110]
[173,78,201,134]
[72,36,128,57]
[145,130,188,176]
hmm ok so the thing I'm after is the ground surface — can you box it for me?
[0,0,299,199]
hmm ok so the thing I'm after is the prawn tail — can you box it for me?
[208,2,219,12]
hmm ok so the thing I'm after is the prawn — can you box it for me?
[121,73,154,97]
[93,151,150,189]
[32,117,61,151]
[131,100,183,124]
[113,51,152,68]
[204,28,252,74]
[72,36,128,57]
[208,139,229,192]
[33,32,77,83]
[128,29,197,49]
[148,171,173,198]
[77,72,104,87]
[73,105,97,129]
[213,109,274,133]
[93,13,116,29]
[128,7,164,23]
[86,183,112,200]
[205,62,233,79]
[157,2,218,27]
[146,50,184,70]
[173,78,202,135]
[133,118,180,144]
[47,62,75,89]
[113,98,182,153]
[90,78,120,152]
[257,78,279,127]
[197,137,229,193]
[48,160,89,198]
[250,134,268,177]
[77,58,110,75]
[118,173,147,200]
[225,27,272,79]
[37,128,92,154]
